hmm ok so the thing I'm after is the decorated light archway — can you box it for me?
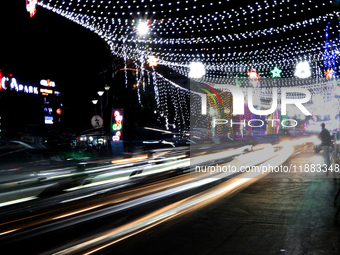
[36,0,340,132]
[37,0,340,80]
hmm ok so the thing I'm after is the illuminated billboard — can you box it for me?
[111,110,123,142]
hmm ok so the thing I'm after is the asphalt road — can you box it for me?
[98,148,340,255]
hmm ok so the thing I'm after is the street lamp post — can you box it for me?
[97,90,104,134]
[92,99,98,114]
[104,84,110,108]
[97,90,104,116]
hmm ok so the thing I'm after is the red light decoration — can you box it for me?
[324,68,334,79]
[246,69,260,79]
[56,108,63,115]
[246,69,260,87]
[26,0,38,18]
[0,71,2,90]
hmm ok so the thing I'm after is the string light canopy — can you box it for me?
[38,0,340,81]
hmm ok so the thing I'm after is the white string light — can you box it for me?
[37,0,340,131]
[39,0,340,80]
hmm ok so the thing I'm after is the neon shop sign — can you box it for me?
[112,110,123,142]
[1,77,39,94]
[0,75,56,95]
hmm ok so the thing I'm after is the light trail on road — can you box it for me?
[47,140,297,255]
[0,137,313,254]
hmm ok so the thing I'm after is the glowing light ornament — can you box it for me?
[324,68,335,79]
[147,56,158,67]
[26,0,38,18]
[137,21,149,36]
[270,67,282,78]
[189,62,205,78]
[295,61,311,78]
[246,69,260,87]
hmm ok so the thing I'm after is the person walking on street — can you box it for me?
[319,123,333,170]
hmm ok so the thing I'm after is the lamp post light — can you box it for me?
[97,91,104,134]
[104,84,110,107]
[97,91,104,117]
[92,99,98,114]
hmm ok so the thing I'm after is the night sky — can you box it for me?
[1,1,110,132]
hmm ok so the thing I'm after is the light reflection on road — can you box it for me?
[0,136,315,255]
[49,138,305,255]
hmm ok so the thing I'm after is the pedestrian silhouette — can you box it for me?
[319,123,333,170]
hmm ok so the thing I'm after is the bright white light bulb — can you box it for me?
[295,61,311,78]
[188,62,206,78]
[137,21,149,35]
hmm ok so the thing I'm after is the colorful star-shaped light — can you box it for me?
[324,68,334,79]
[147,55,158,67]
[270,67,282,78]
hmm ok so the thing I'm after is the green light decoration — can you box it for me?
[112,123,122,131]
[271,67,282,78]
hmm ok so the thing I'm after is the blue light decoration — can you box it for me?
[324,22,336,79]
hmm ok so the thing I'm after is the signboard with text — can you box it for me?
[111,110,123,142]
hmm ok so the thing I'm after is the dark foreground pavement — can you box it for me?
[102,148,340,255]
